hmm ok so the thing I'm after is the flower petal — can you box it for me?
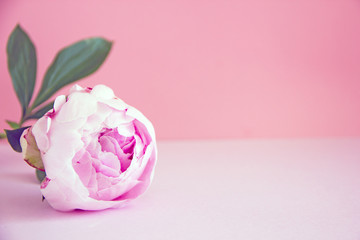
[90,84,115,100]
[56,92,97,123]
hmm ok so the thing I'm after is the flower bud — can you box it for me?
[20,127,44,171]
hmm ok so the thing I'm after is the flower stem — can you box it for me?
[0,132,6,139]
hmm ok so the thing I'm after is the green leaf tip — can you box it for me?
[0,132,6,139]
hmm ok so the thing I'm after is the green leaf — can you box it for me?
[7,24,37,117]
[25,101,54,120]
[32,38,112,108]
[5,126,30,152]
[6,120,20,129]
[36,169,46,183]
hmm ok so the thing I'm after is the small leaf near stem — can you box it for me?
[6,120,20,129]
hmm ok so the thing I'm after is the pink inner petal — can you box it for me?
[72,122,143,201]
[97,152,121,177]
[99,135,117,153]
[72,150,93,187]
[121,137,135,153]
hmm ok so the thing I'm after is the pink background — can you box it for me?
[0,0,360,140]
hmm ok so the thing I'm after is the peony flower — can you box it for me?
[20,84,157,211]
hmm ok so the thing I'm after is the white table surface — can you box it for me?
[1,138,360,240]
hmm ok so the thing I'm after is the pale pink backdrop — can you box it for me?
[0,0,360,140]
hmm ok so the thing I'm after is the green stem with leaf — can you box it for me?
[2,24,112,143]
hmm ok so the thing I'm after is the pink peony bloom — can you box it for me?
[22,84,157,211]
